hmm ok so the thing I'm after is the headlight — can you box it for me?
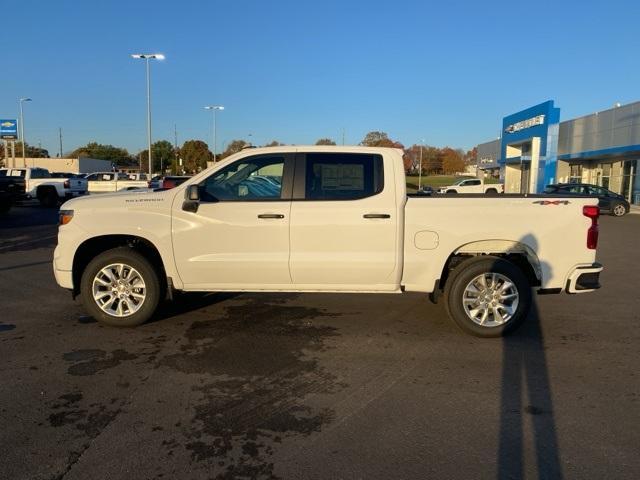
[59,210,74,225]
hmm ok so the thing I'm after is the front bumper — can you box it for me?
[566,263,603,294]
[53,244,74,289]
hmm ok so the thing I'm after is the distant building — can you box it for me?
[3,156,112,173]
[475,100,640,204]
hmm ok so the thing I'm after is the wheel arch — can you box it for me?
[72,234,167,297]
[438,240,542,292]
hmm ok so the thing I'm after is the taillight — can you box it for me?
[64,179,70,188]
[583,205,599,249]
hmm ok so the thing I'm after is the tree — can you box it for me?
[70,142,133,166]
[138,140,176,173]
[440,147,466,174]
[263,140,283,147]
[315,138,336,145]
[360,131,404,150]
[464,147,478,165]
[360,131,392,147]
[2,142,50,158]
[220,139,249,159]
[180,140,212,173]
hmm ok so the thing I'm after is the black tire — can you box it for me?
[80,247,161,327]
[446,189,458,194]
[445,256,531,338]
[38,188,59,208]
[0,199,11,214]
[485,188,498,195]
[611,203,628,217]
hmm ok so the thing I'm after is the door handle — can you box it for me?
[257,214,285,219]
[363,213,391,219]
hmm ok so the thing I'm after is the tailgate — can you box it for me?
[69,178,88,192]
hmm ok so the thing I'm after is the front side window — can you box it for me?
[562,185,586,194]
[201,155,285,201]
[31,169,50,179]
[587,186,608,196]
[304,153,383,200]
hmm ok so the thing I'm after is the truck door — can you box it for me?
[172,153,294,288]
[288,152,399,290]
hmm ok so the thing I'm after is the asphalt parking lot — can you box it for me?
[0,205,638,480]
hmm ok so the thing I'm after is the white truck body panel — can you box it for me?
[85,172,148,193]
[54,146,599,298]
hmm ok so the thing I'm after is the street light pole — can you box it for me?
[204,106,224,161]
[19,98,32,166]
[131,53,164,176]
[418,139,425,191]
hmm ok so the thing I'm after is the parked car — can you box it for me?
[54,146,603,338]
[50,172,83,179]
[148,175,164,189]
[543,183,630,217]
[437,177,503,194]
[0,167,88,207]
[415,185,434,195]
[0,173,26,213]
[161,176,191,189]
[83,172,149,193]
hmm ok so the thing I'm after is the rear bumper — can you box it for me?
[566,263,603,294]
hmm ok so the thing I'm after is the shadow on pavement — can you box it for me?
[498,233,562,479]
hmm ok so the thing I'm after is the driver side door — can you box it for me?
[172,153,294,289]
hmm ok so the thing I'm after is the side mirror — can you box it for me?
[183,184,200,213]
[186,184,200,201]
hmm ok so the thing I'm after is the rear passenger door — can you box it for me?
[288,152,400,290]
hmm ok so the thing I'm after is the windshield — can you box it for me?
[453,178,472,185]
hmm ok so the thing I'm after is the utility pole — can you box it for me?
[58,127,63,158]
[174,124,179,174]
[418,139,425,191]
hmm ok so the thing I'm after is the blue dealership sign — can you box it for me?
[0,119,18,139]
[499,101,561,192]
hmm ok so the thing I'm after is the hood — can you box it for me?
[60,188,173,210]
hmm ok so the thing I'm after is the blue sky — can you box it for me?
[3,0,640,155]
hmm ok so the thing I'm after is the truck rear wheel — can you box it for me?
[38,188,59,208]
[445,256,531,337]
[80,247,161,327]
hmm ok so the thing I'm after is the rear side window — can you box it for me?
[304,153,383,200]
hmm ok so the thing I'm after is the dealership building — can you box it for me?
[476,100,640,204]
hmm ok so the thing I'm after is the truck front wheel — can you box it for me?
[445,257,531,337]
[80,247,161,327]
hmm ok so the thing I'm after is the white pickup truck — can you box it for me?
[0,167,88,207]
[438,177,503,194]
[53,146,603,337]
[84,172,149,193]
